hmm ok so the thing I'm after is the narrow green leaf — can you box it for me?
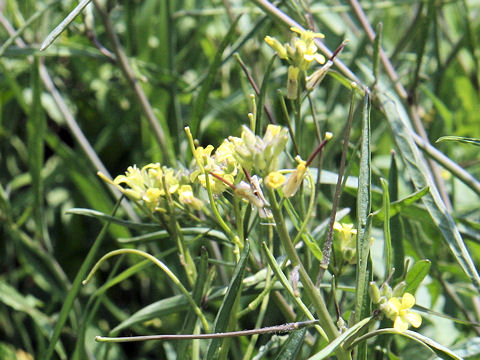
[118,227,230,244]
[66,208,161,230]
[0,282,66,359]
[373,22,382,85]
[350,329,462,360]
[436,136,480,147]
[28,56,49,248]
[388,152,405,283]
[205,241,250,360]
[44,199,122,360]
[307,317,372,360]
[354,93,372,322]
[405,260,431,294]
[449,337,480,358]
[190,15,241,137]
[177,247,210,358]
[40,0,92,51]
[372,186,429,221]
[380,92,480,292]
[274,327,307,360]
[354,93,372,360]
[381,178,392,278]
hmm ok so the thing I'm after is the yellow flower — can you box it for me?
[265,171,285,189]
[264,36,288,59]
[333,221,357,263]
[289,27,326,70]
[282,156,307,198]
[384,293,422,332]
[178,185,203,210]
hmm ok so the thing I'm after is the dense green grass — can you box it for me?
[1,0,480,359]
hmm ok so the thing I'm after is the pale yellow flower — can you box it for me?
[265,171,285,189]
[384,293,422,332]
[178,185,203,210]
[283,157,307,198]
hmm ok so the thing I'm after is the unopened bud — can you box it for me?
[392,281,407,297]
[369,282,381,304]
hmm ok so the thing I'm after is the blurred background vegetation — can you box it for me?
[1,0,479,359]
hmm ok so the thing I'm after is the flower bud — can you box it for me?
[369,282,381,304]
[392,281,407,297]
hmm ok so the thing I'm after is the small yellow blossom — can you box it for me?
[333,221,357,264]
[178,185,203,210]
[264,36,288,59]
[265,27,326,99]
[283,156,307,198]
[265,171,285,189]
[384,293,422,332]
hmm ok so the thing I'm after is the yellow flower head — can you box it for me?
[384,293,422,332]
[265,171,285,189]
[333,221,357,263]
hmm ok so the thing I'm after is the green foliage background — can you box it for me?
[0,0,480,359]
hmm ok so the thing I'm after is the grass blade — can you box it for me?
[40,0,92,51]
[205,240,250,359]
[354,92,372,360]
[380,92,480,292]
[44,198,122,360]
[190,15,241,137]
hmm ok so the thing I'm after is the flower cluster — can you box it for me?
[99,163,203,213]
[228,125,289,176]
[370,282,422,333]
[265,27,326,99]
[100,124,330,221]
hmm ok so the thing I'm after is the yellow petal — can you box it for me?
[406,312,422,328]
[388,297,401,312]
[393,316,409,332]
[401,293,416,309]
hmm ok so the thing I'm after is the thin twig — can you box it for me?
[96,320,320,342]
[234,53,275,124]
[318,86,357,280]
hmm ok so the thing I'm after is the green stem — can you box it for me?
[83,248,210,332]
[262,242,328,341]
[265,188,350,360]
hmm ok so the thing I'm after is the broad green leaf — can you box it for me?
[405,260,431,294]
[205,241,250,360]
